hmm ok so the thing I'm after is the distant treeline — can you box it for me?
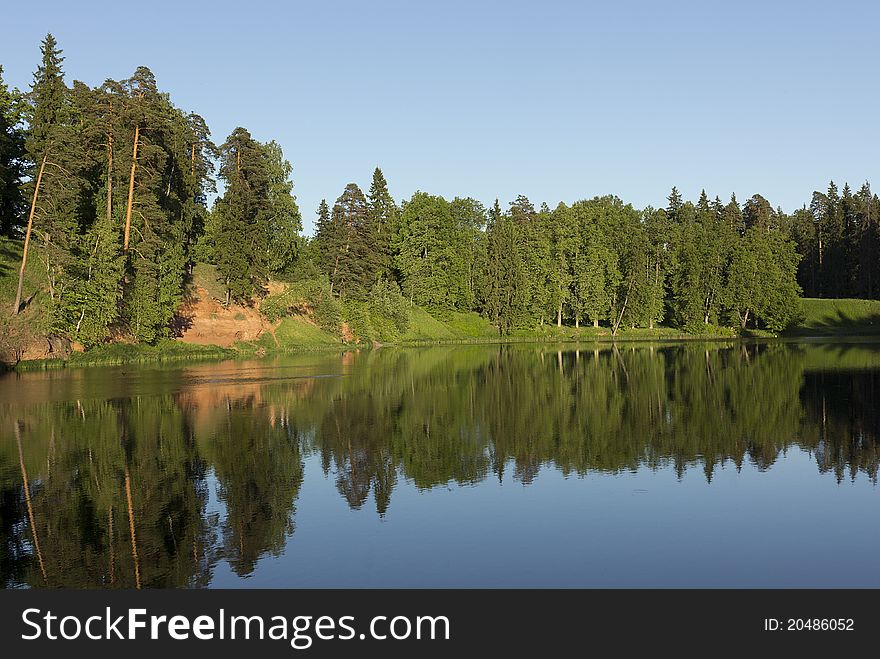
[1,35,878,345]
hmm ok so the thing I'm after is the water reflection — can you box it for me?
[1,341,878,588]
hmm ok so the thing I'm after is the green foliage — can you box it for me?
[212,127,273,302]
[481,200,528,333]
[0,65,26,236]
[313,183,380,298]
[396,192,474,310]
[342,279,411,343]
[726,227,802,332]
[369,279,409,333]
[5,34,878,361]
[262,140,302,276]
[208,130,301,303]
[66,340,232,367]
[261,277,341,333]
[66,212,124,346]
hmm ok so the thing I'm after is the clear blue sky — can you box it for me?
[2,0,878,233]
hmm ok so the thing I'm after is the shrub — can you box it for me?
[261,276,341,333]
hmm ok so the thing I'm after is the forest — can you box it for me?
[2,35,879,351]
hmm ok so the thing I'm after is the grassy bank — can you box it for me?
[785,298,880,337]
[13,341,236,371]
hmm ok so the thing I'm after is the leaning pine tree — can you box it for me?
[13,33,66,316]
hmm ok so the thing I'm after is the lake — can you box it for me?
[1,340,878,588]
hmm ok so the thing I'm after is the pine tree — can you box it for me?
[13,33,67,315]
[642,207,671,328]
[743,194,774,231]
[854,183,880,298]
[116,67,195,341]
[182,112,217,269]
[315,198,330,234]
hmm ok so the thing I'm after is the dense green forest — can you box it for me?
[2,342,878,587]
[2,35,879,351]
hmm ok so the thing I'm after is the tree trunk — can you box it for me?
[15,421,47,583]
[612,276,635,336]
[556,304,562,327]
[109,506,115,585]
[575,316,579,329]
[123,124,140,253]
[740,308,750,330]
[593,318,599,328]
[124,467,141,589]
[107,132,113,223]
[13,155,48,315]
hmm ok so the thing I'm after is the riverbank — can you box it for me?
[3,229,880,372]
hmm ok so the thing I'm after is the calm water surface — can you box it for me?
[1,341,878,588]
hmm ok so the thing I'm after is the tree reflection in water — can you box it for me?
[1,341,878,587]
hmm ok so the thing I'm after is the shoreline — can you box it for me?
[6,329,876,373]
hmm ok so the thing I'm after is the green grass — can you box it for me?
[0,237,52,362]
[399,306,460,341]
[67,341,234,367]
[13,340,235,370]
[258,316,341,351]
[786,298,880,336]
[191,262,227,301]
[0,237,43,308]
[434,310,497,338]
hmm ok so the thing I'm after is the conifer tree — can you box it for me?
[666,186,683,221]
[213,127,274,304]
[13,33,67,315]
[722,193,743,234]
[367,167,398,279]
[314,183,377,298]
[482,199,527,333]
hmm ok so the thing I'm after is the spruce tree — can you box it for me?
[722,193,743,234]
[213,126,274,304]
[314,183,377,298]
[482,199,527,333]
[367,167,398,279]
[666,186,683,221]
